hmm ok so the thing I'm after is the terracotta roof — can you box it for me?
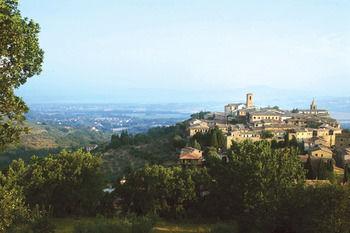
[179,147,203,160]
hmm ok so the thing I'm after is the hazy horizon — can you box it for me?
[17,0,350,104]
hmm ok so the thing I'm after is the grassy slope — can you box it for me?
[0,122,110,168]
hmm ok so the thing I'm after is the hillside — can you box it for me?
[101,122,188,180]
[0,122,110,168]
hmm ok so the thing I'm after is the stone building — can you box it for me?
[335,132,350,150]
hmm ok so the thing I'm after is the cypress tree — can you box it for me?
[210,130,218,148]
[305,156,316,180]
[192,139,201,150]
[317,159,327,180]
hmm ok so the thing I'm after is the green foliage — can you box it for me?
[117,165,209,218]
[4,149,105,217]
[260,130,274,139]
[228,117,246,125]
[190,111,210,120]
[110,130,133,148]
[305,156,316,179]
[319,159,335,182]
[210,130,218,148]
[0,123,110,170]
[104,124,187,180]
[276,185,350,233]
[0,0,44,150]
[205,141,305,231]
[206,147,220,159]
[305,157,335,181]
[172,135,186,149]
[306,121,322,129]
[130,216,156,233]
[29,216,55,233]
[0,170,30,232]
[192,127,226,150]
[109,124,187,151]
[190,139,201,150]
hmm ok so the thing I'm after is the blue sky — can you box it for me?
[17,0,350,103]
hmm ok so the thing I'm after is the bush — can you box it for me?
[131,216,156,233]
[210,223,238,233]
[31,216,55,233]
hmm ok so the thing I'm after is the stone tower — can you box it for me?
[246,93,254,108]
[310,98,317,113]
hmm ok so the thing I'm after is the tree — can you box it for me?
[317,159,327,180]
[190,111,210,120]
[206,141,305,231]
[210,130,218,148]
[0,170,29,232]
[172,135,186,149]
[116,165,201,218]
[261,130,274,139]
[0,0,44,150]
[277,185,350,233]
[6,150,104,217]
[305,156,316,179]
[191,139,201,150]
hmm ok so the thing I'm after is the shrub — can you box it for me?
[30,216,55,233]
[210,223,238,233]
[131,216,156,233]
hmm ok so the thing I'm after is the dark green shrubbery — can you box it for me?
[130,216,156,233]
[30,216,55,233]
[210,223,238,233]
[7,217,55,233]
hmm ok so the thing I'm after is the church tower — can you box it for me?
[310,98,317,113]
[246,93,254,108]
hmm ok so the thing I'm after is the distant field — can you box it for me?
[52,218,211,233]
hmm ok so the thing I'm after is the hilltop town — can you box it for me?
[182,93,350,167]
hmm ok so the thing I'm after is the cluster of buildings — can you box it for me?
[180,93,350,167]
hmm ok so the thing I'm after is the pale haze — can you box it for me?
[17,0,350,103]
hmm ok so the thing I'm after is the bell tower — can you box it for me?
[310,98,317,114]
[246,93,254,108]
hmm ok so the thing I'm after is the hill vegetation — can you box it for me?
[0,123,110,169]
[101,123,187,180]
